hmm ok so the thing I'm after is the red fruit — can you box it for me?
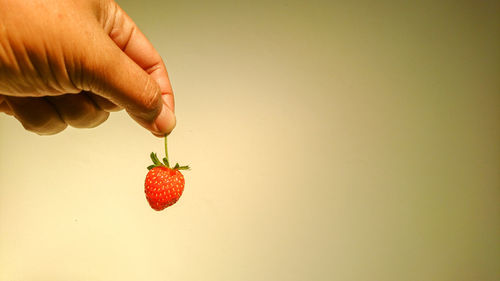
[145,137,189,211]
[145,166,185,211]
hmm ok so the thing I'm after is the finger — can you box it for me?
[87,33,176,136]
[86,40,175,136]
[90,1,175,136]
[0,96,13,115]
[106,2,174,112]
[5,96,67,135]
[47,93,109,128]
[85,91,122,112]
[0,103,13,115]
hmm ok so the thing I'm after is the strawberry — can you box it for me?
[145,137,189,211]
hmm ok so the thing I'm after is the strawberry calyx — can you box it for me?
[147,136,190,171]
[147,152,189,170]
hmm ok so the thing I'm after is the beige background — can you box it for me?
[1,0,499,280]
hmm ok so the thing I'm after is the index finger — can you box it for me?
[104,2,175,113]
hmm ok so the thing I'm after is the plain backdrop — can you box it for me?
[1,1,499,280]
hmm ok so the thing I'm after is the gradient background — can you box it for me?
[1,1,499,280]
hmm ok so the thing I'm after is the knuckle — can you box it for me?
[22,118,67,135]
[63,106,94,124]
[69,110,109,128]
[88,111,110,128]
[98,100,121,112]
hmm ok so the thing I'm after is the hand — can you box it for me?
[0,0,175,136]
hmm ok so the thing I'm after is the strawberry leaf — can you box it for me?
[147,165,155,170]
[174,163,180,169]
[150,152,163,166]
[162,157,170,168]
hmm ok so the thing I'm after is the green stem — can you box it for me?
[164,135,169,166]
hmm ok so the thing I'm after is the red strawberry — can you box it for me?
[145,137,189,211]
[145,166,185,210]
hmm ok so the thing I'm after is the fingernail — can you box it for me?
[152,103,176,135]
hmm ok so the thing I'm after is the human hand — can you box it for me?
[0,0,175,136]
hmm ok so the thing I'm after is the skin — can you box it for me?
[0,0,175,136]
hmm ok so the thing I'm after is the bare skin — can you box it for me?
[0,0,175,136]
